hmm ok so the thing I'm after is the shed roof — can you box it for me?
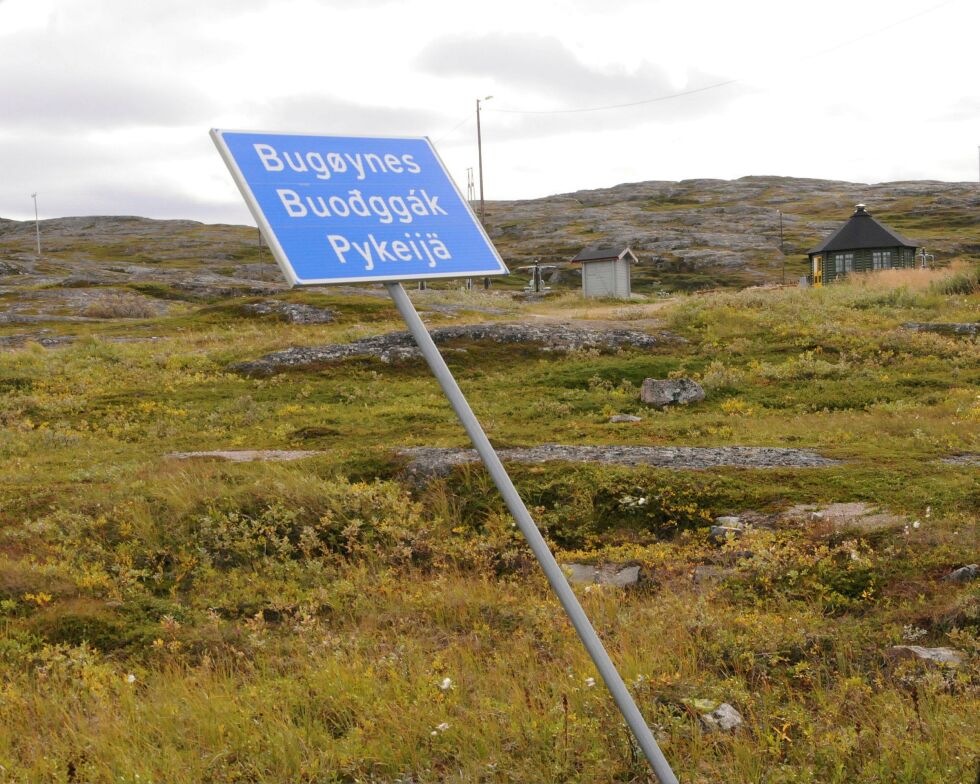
[572,245,637,263]
[808,205,916,254]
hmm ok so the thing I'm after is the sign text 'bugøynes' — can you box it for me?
[211,130,507,286]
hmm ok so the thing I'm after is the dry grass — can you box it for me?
[81,292,160,319]
[844,261,976,293]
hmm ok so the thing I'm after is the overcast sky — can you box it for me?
[1,0,977,225]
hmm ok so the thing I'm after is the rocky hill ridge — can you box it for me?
[1,176,977,292]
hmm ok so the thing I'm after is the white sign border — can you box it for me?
[210,128,510,287]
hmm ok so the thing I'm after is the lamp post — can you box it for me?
[476,95,493,224]
[31,193,41,256]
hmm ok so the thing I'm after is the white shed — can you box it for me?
[572,246,638,299]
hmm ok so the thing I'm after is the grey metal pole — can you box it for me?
[476,99,485,224]
[385,281,678,784]
[778,210,784,285]
[31,193,41,256]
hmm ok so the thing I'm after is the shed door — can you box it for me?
[615,259,631,298]
[812,255,823,287]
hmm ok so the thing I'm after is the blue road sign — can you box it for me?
[211,130,509,286]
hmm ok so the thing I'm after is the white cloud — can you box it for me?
[0,0,976,222]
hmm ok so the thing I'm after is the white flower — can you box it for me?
[438,677,453,691]
[925,506,931,518]
[912,520,920,529]
[125,673,136,684]
[585,677,596,688]
[431,722,450,735]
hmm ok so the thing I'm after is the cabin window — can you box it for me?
[872,250,891,269]
[835,252,854,273]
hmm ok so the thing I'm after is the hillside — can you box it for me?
[486,176,980,289]
[1,176,977,295]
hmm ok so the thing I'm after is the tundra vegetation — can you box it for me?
[0,261,977,783]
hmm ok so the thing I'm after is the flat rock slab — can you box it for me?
[608,414,643,423]
[0,331,76,349]
[231,323,674,376]
[241,300,335,324]
[399,444,839,479]
[692,565,736,586]
[942,453,980,467]
[562,563,641,588]
[781,502,904,531]
[885,645,965,667]
[902,322,978,337]
[167,450,323,462]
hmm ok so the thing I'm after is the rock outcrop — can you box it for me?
[398,444,840,480]
[902,322,978,337]
[241,300,335,324]
[232,323,672,376]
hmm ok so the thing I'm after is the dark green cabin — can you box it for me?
[807,204,918,285]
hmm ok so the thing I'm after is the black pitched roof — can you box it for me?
[808,205,917,254]
[571,245,635,263]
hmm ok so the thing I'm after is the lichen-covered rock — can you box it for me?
[608,414,643,423]
[640,378,705,408]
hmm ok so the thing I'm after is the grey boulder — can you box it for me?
[700,703,744,732]
[943,564,979,583]
[640,378,705,408]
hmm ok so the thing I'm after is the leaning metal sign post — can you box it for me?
[211,129,678,784]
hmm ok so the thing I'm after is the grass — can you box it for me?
[0,265,977,782]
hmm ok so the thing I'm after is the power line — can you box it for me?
[489,78,740,115]
[432,112,473,143]
[485,0,957,117]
